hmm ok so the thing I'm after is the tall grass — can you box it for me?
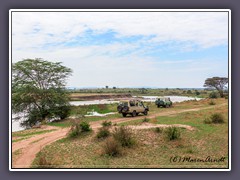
[165,126,181,141]
[112,126,136,147]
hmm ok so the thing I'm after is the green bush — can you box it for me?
[165,126,181,141]
[96,127,111,139]
[68,121,82,138]
[68,120,91,138]
[210,113,225,124]
[112,126,136,147]
[155,127,163,133]
[80,121,91,132]
[203,118,212,124]
[102,137,121,157]
[101,121,112,127]
[54,105,71,120]
[142,117,150,122]
[209,91,218,99]
[204,113,225,124]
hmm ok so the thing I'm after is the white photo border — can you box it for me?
[9,9,231,171]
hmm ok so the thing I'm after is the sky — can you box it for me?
[11,11,229,88]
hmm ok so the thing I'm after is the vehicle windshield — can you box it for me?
[119,102,128,106]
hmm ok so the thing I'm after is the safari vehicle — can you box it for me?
[155,97,172,108]
[117,100,149,117]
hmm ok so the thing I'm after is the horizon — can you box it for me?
[12,10,229,88]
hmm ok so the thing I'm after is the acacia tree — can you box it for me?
[203,77,228,98]
[12,58,72,127]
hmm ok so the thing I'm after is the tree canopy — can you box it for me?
[203,77,228,98]
[12,58,72,127]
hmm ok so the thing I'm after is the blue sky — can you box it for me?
[12,11,229,88]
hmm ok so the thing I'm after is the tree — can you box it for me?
[203,77,228,98]
[12,58,72,127]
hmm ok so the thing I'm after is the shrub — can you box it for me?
[209,100,216,105]
[102,137,121,157]
[96,127,111,139]
[165,126,181,141]
[80,121,91,132]
[68,121,82,138]
[195,91,200,96]
[209,91,218,99]
[155,127,163,133]
[203,118,212,124]
[68,120,91,138]
[55,105,71,120]
[112,126,136,147]
[142,117,150,122]
[210,113,225,124]
[101,121,112,127]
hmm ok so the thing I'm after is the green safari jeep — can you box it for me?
[155,97,172,108]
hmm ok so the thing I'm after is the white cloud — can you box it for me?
[12,11,228,51]
[11,11,229,88]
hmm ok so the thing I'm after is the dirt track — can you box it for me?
[12,103,226,168]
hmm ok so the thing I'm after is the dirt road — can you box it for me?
[11,103,226,168]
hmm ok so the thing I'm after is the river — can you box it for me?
[12,96,202,132]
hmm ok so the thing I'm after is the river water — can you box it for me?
[12,96,201,132]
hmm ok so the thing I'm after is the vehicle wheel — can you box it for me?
[122,113,127,117]
[132,111,137,117]
[157,105,160,108]
[144,110,148,115]
[136,113,139,116]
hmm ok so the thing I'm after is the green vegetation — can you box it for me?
[209,91,219,99]
[112,126,136,148]
[68,88,215,99]
[12,129,56,138]
[102,137,121,157]
[204,113,225,124]
[12,58,72,127]
[210,113,225,124]
[154,127,163,133]
[165,126,181,141]
[70,103,117,115]
[68,120,91,138]
[204,77,228,98]
[101,121,112,127]
[96,127,111,139]
[30,99,228,168]
[209,100,216,105]
[142,117,150,122]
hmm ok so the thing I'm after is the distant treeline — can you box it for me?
[66,87,222,98]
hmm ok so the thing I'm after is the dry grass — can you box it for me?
[31,98,228,168]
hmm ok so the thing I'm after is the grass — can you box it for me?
[47,98,227,128]
[70,103,118,115]
[12,148,23,163]
[31,98,228,168]
[12,129,57,138]
[30,137,45,144]
[96,127,111,139]
[12,128,57,143]
[12,137,30,143]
